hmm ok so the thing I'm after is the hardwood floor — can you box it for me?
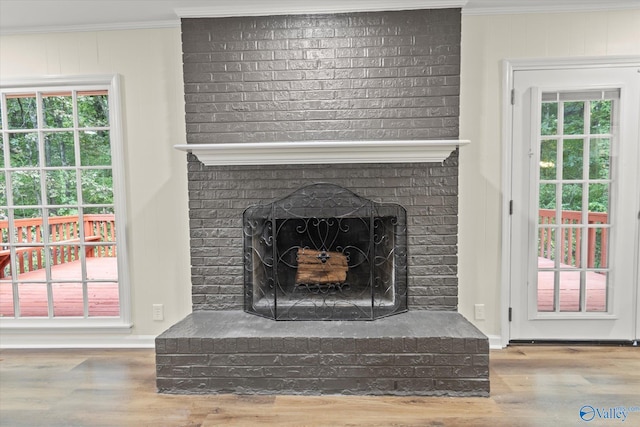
[0,346,638,426]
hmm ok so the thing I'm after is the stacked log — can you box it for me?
[295,248,348,285]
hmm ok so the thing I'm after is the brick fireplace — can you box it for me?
[156,7,489,396]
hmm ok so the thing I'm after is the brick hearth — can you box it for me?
[156,311,489,396]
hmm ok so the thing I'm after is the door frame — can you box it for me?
[500,56,640,347]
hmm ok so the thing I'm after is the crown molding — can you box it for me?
[176,0,467,18]
[0,20,179,36]
[2,0,638,36]
[463,0,640,16]
[175,140,469,166]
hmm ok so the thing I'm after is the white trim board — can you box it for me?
[0,74,133,330]
[176,0,466,19]
[0,20,179,36]
[0,333,156,349]
[2,1,639,35]
[463,0,640,15]
[175,140,469,166]
[500,55,640,347]
[488,334,505,349]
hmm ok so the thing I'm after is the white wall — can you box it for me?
[2,8,639,347]
[0,28,192,344]
[458,9,640,344]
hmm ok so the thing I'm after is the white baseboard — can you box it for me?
[488,334,505,349]
[0,333,156,349]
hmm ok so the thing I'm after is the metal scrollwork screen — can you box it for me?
[243,183,407,320]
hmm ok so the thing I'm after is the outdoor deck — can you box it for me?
[0,214,119,318]
[0,258,119,317]
[537,209,608,312]
[537,257,607,312]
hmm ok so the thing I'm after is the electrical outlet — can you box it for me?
[152,304,164,321]
[474,304,485,320]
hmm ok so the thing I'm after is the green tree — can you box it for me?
[1,93,113,220]
[539,100,611,213]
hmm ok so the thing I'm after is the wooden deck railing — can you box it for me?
[0,214,116,278]
[538,209,608,268]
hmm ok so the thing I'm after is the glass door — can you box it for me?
[509,65,639,341]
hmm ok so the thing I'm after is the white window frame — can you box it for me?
[0,74,131,332]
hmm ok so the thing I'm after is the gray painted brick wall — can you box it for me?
[181,9,461,312]
[182,9,460,143]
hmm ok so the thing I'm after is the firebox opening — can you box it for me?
[243,183,407,321]
[253,216,396,305]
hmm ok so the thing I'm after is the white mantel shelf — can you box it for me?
[174,140,469,166]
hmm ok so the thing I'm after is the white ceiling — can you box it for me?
[1,0,639,35]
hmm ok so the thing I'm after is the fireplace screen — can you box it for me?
[243,183,407,320]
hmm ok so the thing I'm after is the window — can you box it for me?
[537,90,617,313]
[0,76,129,327]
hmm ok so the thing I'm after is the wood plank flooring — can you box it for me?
[0,346,638,426]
